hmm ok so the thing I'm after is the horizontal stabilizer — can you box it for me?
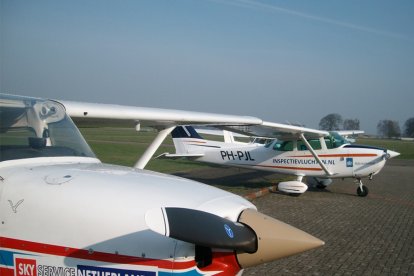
[156,152,204,159]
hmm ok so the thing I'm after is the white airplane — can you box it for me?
[335,130,365,143]
[161,124,399,197]
[0,93,324,276]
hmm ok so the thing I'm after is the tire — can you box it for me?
[317,184,327,189]
[357,185,369,197]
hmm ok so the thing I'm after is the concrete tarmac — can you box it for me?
[177,159,414,275]
[244,159,414,275]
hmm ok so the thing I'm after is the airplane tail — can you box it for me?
[159,126,224,159]
[171,126,205,155]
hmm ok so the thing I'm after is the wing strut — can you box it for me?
[299,133,333,176]
[135,126,176,169]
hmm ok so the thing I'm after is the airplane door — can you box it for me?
[344,147,355,177]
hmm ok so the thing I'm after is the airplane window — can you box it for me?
[0,95,96,162]
[297,140,322,151]
[264,140,274,148]
[327,132,348,148]
[273,140,293,151]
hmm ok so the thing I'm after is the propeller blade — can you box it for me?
[145,207,257,253]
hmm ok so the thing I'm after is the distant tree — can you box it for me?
[343,119,360,130]
[319,113,343,131]
[377,120,401,138]
[404,117,414,137]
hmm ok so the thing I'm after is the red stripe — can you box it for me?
[0,237,193,270]
[255,165,323,171]
[0,267,14,276]
[185,140,206,144]
[287,154,378,158]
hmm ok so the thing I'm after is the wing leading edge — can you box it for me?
[59,100,262,169]
[220,121,329,140]
[61,101,262,128]
[60,101,331,170]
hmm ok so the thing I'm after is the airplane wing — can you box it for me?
[59,100,262,169]
[220,121,329,140]
[61,101,262,128]
[336,130,365,136]
[194,127,248,138]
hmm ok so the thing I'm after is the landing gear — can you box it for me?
[356,179,369,197]
[317,183,327,189]
[307,177,332,189]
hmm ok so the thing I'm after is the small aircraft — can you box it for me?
[0,94,324,276]
[160,124,399,197]
[336,130,365,143]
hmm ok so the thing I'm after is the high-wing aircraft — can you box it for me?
[160,124,399,197]
[336,130,365,143]
[0,93,324,276]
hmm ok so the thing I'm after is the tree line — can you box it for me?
[318,113,414,138]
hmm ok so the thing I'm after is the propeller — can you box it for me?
[145,207,257,253]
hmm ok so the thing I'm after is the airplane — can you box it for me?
[0,93,324,276]
[160,124,399,197]
[335,130,365,143]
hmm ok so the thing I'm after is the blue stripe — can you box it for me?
[0,250,32,267]
[0,249,17,266]
[159,269,205,276]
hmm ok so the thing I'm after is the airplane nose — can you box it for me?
[236,209,324,268]
[386,150,400,159]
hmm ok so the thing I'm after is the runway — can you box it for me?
[177,159,414,275]
[244,159,414,275]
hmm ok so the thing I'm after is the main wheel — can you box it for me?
[357,185,369,197]
[317,184,327,189]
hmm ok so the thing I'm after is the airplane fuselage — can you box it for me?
[0,157,252,276]
[179,138,389,179]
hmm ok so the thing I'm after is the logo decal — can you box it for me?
[15,258,37,276]
[224,224,234,238]
[77,265,156,276]
[8,199,24,213]
[346,158,353,167]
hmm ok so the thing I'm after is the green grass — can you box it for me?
[80,127,210,173]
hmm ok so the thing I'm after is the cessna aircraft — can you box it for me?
[161,125,399,197]
[0,93,324,276]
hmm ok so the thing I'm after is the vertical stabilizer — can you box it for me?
[171,126,205,154]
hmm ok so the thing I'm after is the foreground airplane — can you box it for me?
[161,125,399,197]
[0,94,323,276]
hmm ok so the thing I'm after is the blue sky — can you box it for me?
[1,0,413,134]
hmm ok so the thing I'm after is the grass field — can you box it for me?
[80,127,209,173]
[80,127,414,171]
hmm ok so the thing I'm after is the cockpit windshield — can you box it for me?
[327,131,349,148]
[0,94,96,162]
[266,131,349,152]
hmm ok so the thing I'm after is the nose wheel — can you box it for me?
[356,179,369,197]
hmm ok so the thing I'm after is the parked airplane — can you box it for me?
[0,94,324,276]
[161,125,399,197]
[336,130,365,143]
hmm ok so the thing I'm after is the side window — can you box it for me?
[297,139,322,151]
[273,141,294,151]
[325,138,334,149]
